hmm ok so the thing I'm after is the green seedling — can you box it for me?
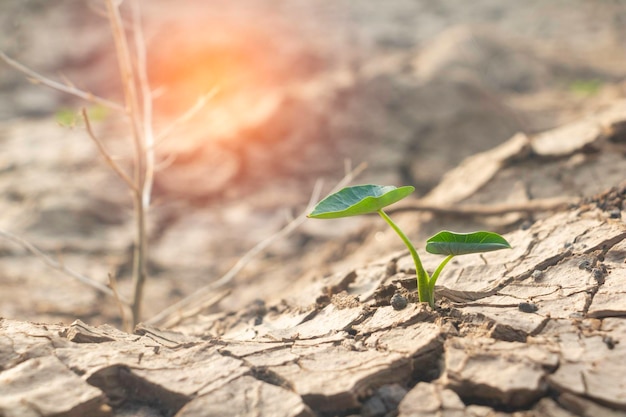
[308,184,511,307]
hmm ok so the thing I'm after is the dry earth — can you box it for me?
[2,112,626,416]
[1,1,626,416]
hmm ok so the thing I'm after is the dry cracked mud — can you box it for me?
[1,182,626,416]
[3,96,626,417]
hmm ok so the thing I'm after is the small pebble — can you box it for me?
[609,209,622,219]
[592,267,606,283]
[390,293,408,310]
[603,335,618,350]
[518,302,538,313]
[520,220,533,230]
[531,270,544,281]
[578,260,591,270]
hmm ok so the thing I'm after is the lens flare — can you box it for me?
[147,20,288,146]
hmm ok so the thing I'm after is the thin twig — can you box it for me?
[161,289,231,329]
[131,0,155,209]
[0,229,129,304]
[105,0,145,178]
[385,197,575,216]
[0,50,124,112]
[106,0,148,328]
[145,182,323,326]
[154,89,218,145]
[154,152,177,172]
[200,179,325,291]
[82,108,137,191]
[146,162,367,327]
[108,272,130,331]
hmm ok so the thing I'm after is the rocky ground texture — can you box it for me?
[2,104,626,416]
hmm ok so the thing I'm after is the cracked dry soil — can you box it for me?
[1,184,626,417]
[3,97,626,416]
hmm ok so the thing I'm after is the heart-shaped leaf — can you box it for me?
[308,184,415,219]
[425,231,511,256]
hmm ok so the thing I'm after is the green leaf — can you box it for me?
[55,108,79,127]
[308,184,415,219]
[86,104,109,122]
[54,105,109,128]
[425,231,511,256]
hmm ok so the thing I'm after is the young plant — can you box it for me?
[308,184,511,307]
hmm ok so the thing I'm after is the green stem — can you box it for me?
[428,254,454,296]
[377,209,431,305]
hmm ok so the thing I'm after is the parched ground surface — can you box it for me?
[1,188,625,416]
[2,103,626,416]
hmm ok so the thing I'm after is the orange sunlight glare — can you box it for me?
[147,20,288,148]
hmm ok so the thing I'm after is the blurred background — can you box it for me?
[1,0,626,326]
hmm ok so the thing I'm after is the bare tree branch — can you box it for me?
[155,89,218,145]
[82,108,137,191]
[108,272,130,331]
[131,0,156,209]
[160,289,231,329]
[105,0,149,328]
[0,229,129,304]
[0,50,125,112]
